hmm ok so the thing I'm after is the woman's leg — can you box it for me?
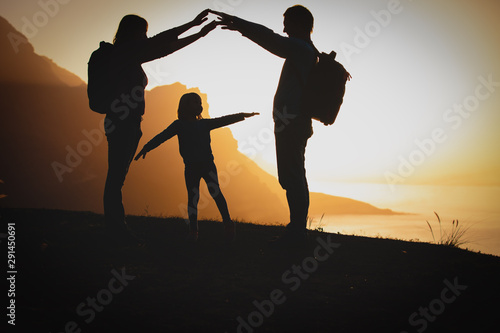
[103,119,142,235]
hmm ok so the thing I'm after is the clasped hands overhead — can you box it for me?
[192,9,239,34]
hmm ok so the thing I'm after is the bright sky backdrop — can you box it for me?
[3,0,500,192]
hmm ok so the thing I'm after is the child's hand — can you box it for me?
[134,148,148,161]
[242,112,259,118]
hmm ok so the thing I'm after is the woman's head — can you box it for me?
[113,15,148,45]
[178,93,203,121]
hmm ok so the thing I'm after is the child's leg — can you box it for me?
[185,165,202,232]
[202,161,231,222]
[202,161,235,242]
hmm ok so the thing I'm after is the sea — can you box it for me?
[307,182,500,257]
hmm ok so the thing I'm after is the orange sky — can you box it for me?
[2,0,500,191]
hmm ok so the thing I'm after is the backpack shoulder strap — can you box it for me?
[309,42,320,57]
[291,40,319,87]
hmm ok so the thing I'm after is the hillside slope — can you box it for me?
[3,207,499,333]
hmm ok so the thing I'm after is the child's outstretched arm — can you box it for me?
[135,121,180,160]
[207,112,259,131]
[242,112,259,118]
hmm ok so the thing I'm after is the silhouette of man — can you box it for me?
[211,6,317,246]
[89,11,217,245]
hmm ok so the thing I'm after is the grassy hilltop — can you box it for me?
[2,208,499,333]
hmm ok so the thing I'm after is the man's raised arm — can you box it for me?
[210,10,300,59]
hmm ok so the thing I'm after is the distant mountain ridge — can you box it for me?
[0,16,398,223]
[0,16,84,86]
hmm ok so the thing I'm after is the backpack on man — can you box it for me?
[300,46,351,126]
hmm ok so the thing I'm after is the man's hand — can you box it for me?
[209,9,237,31]
[134,148,148,161]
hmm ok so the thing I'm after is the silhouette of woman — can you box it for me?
[135,93,258,242]
[98,11,217,245]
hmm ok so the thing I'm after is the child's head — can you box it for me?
[178,93,203,121]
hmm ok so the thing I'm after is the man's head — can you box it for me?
[283,5,314,38]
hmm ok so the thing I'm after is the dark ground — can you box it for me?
[1,208,499,333]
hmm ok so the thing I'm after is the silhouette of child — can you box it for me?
[135,92,258,242]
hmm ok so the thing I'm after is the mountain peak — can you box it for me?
[0,16,34,55]
[0,16,84,86]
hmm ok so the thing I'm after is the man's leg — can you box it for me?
[275,130,310,236]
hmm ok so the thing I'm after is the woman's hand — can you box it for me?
[193,9,210,26]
